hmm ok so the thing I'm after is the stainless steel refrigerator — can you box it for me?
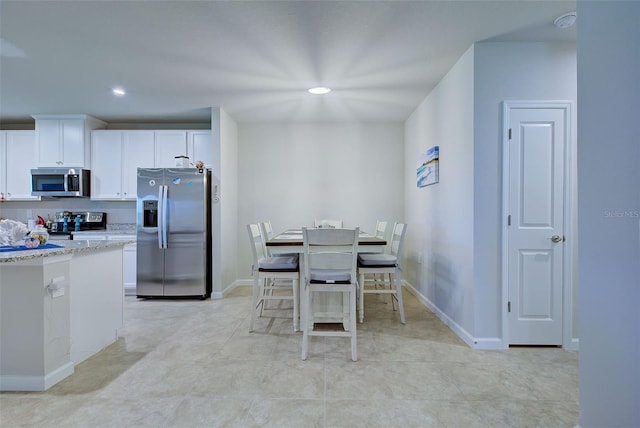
[136,168,212,298]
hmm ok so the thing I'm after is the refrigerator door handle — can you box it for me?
[157,186,164,248]
[161,185,169,248]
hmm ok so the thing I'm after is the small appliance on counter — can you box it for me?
[48,211,107,240]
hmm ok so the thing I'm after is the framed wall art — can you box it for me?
[417,145,439,187]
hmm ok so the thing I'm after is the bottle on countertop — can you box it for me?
[62,216,68,232]
[75,215,81,231]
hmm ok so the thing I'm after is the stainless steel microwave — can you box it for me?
[31,168,91,197]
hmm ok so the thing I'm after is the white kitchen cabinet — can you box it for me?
[109,238,137,296]
[187,130,213,168]
[33,114,106,167]
[155,131,188,168]
[91,131,123,199]
[122,132,155,198]
[0,130,39,201]
[91,130,154,200]
[72,232,137,296]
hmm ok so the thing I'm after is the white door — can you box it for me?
[506,104,568,345]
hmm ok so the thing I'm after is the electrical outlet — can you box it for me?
[417,251,423,264]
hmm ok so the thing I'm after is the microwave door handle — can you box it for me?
[63,174,69,192]
[161,185,169,248]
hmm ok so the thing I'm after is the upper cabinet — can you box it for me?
[0,130,40,201]
[33,114,106,167]
[155,131,188,168]
[187,130,213,168]
[90,129,209,201]
[91,130,155,200]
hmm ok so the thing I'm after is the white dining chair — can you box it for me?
[314,219,343,229]
[247,223,300,332]
[373,220,388,241]
[357,223,407,324]
[301,227,359,361]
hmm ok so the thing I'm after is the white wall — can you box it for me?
[219,109,238,295]
[237,122,404,276]
[403,41,577,346]
[577,2,640,426]
[208,108,240,296]
[404,47,476,340]
[473,41,577,342]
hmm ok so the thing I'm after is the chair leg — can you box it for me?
[350,284,358,361]
[249,277,260,332]
[358,273,365,323]
[301,285,310,360]
[293,278,299,332]
[389,273,396,310]
[395,270,406,324]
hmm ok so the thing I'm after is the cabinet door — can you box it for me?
[155,131,187,167]
[91,131,124,199]
[36,119,61,166]
[36,119,85,167]
[187,131,213,168]
[59,119,84,166]
[4,131,39,200]
[123,131,155,199]
[111,240,137,295]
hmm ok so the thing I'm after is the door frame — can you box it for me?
[501,100,577,350]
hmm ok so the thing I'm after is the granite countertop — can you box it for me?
[72,223,136,237]
[72,230,136,237]
[0,239,135,263]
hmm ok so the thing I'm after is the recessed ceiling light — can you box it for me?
[554,12,576,29]
[308,86,331,95]
[112,87,126,96]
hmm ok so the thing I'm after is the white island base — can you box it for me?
[0,241,127,391]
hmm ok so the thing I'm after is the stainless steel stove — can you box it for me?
[48,211,107,240]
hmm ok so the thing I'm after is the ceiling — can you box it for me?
[0,0,576,125]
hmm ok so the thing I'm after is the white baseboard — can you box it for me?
[0,362,74,391]
[402,281,506,350]
[567,337,579,351]
[213,279,251,299]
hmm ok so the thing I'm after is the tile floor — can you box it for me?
[0,287,579,427]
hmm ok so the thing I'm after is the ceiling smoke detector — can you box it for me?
[554,12,577,29]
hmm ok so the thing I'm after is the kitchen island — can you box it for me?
[0,239,134,391]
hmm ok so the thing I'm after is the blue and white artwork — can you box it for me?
[417,146,439,187]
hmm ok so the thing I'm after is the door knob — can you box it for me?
[551,235,563,243]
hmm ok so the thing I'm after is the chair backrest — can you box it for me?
[314,219,343,229]
[246,223,266,269]
[374,220,388,239]
[260,221,274,241]
[302,227,359,283]
[389,223,408,268]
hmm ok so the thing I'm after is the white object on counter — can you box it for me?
[174,155,189,168]
[0,219,28,246]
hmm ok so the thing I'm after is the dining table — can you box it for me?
[266,228,387,328]
[266,228,387,253]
